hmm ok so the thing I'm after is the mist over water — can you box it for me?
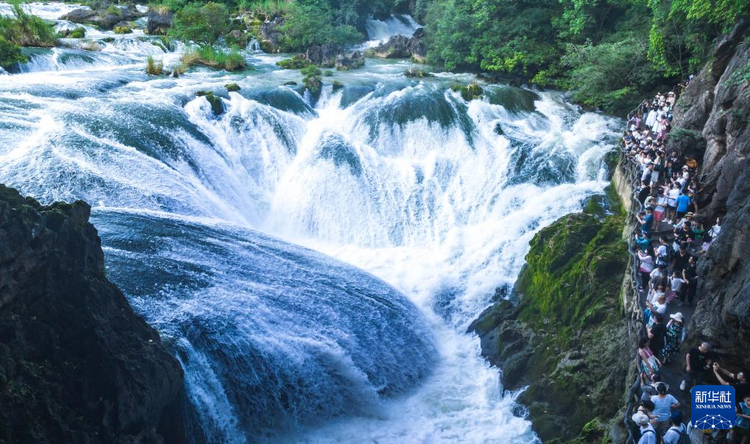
[0,4,621,442]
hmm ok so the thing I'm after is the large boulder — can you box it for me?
[259,17,284,53]
[366,28,428,62]
[0,185,184,443]
[147,8,173,35]
[305,43,343,68]
[60,5,144,30]
[335,50,364,70]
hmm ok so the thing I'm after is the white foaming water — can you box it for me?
[0,1,83,19]
[0,6,621,442]
[364,14,421,47]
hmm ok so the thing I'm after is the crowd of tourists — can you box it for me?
[619,89,750,444]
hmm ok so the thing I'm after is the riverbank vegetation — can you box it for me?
[423,0,748,113]
[0,0,57,68]
[181,45,247,71]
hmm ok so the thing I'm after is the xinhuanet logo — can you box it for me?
[691,385,735,430]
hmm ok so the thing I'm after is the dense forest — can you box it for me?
[2,0,748,113]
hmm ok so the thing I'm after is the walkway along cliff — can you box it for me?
[471,18,750,444]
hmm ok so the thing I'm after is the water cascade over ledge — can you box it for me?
[0,4,621,442]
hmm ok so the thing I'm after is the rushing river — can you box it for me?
[0,4,621,443]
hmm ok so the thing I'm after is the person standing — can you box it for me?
[650,382,680,437]
[662,411,689,444]
[681,342,713,391]
[680,256,698,306]
[633,411,657,444]
[661,313,685,364]
[648,313,667,359]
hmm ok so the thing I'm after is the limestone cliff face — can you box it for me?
[670,19,750,373]
[470,194,630,443]
[0,185,184,443]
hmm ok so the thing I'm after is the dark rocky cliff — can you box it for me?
[470,191,630,443]
[0,185,184,443]
[670,19,750,375]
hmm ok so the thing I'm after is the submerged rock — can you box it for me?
[0,184,184,442]
[404,68,433,78]
[197,90,225,116]
[451,82,484,101]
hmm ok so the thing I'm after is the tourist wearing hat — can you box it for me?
[681,342,714,391]
[633,410,657,444]
[662,313,685,364]
[666,92,676,107]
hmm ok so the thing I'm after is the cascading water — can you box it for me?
[364,14,421,47]
[0,4,622,443]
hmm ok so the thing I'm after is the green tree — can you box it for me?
[279,2,363,51]
[169,2,231,44]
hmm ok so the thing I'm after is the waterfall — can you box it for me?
[0,4,621,442]
[364,14,421,47]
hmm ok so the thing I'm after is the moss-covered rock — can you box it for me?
[225,83,241,92]
[276,55,308,70]
[196,91,224,116]
[404,68,433,78]
[69,27,86,39]
[451,82,484,101]
[470,189,629,442]
[113,26,132,35]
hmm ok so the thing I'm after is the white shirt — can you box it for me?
[652,300,668,314]
[670,276,685,292]
[668,189,680,205]
[638,424,657,444]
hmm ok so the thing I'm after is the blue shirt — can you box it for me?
[643,214,654,232]
[676,194,691,212]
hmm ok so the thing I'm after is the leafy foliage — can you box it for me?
[423,0,747,114]
[278,2,363,52]
[0,0,57,48]
[169,2,231,44]
[0,35,26,69]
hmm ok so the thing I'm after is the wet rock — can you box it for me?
[197,91,224,116]
[60,5,144,30]
[146,8,173,35]
[305,43,342,68]
[451,82,484,101]
[259,16,284,53]
[225,83,241,92]
[0,184,184,442]
[404,68,432,78]
[470,209,630,442]
[335,50,364,70]
[366,28,427,62]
